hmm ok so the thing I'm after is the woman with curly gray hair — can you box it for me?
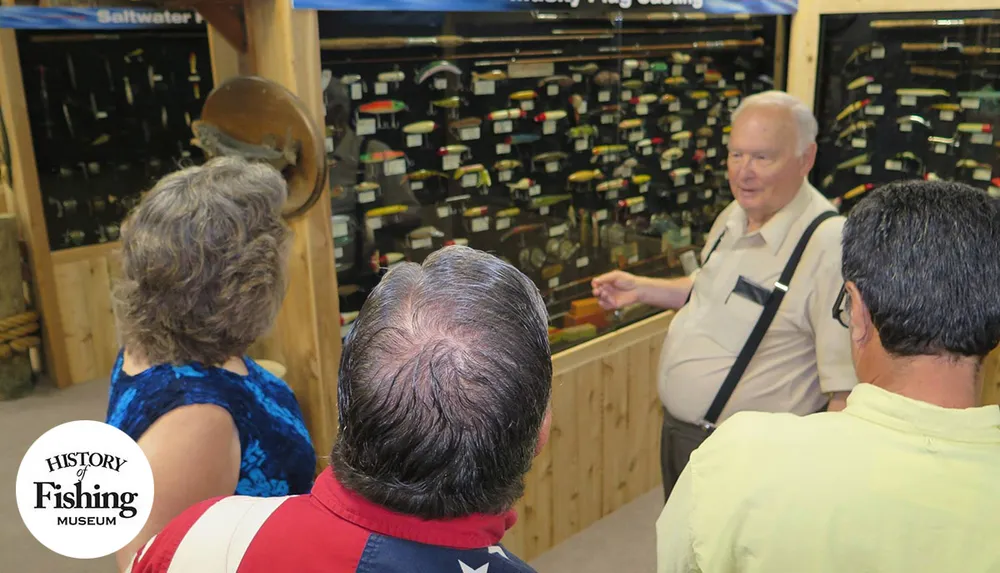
[105,157,316,569]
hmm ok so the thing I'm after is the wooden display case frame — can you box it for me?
[786,0,1000,405]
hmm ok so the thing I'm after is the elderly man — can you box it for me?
[657,180,1000,573]
[593,90,857,499]
[125,246,551,573]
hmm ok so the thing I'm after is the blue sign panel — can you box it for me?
[0,7,205,29]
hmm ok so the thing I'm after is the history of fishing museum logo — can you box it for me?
[16,420,154,559]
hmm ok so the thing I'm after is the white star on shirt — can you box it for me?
[487,546,509,560]
[459,560,489,573]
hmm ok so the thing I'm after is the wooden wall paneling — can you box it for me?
[522,430,554,560]
[576,357,605,530]
[242,0,341,463]
[646,334,666,490]
[502,498,528,558]
[625,340,652,501]
[982,346,1000,406]
[600,349,629,517]
[0,30,71,387]
[550,369,580,546]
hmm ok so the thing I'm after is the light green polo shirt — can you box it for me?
[657,383,1000,573]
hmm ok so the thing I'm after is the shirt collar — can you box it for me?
[310,467,517,549]
[844,383,1000,444]
[726,180,814,256]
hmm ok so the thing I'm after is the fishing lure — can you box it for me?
[494,159,522,171]
[529,194,572,208]
[618,118,644,130]
[402,120,437,134]
[359,149,405,164]
[355,182,380,195]
[487,108,526,121]
[843,183,875,200]
[722,89,742,98]
[895,115,932,129]
[623,59,640,70]
[623,80,646,90]
[635,137,664,148]
[416,60,462,84]
[568,169,604,183]
[703,70,723,83]
[377,70,405,83]
[569,62,600,74]
[567,125,598,139]
[649,61,670,72]
[405,169,447,181]
[910,66,958,79]
[630,94,658,105]
[437,144,470,156]
[661,147,684,160]
[430,96,462,109]
[533,151,569,163]
[688,90,712,100]
[409,226,444,240]
[696,127,714,138]
[379,253,405,266]
[664,77,688,86]
[366,204,408,218]
[449,117,482,130]
[958,88,1000,99]
[956,123,993,133]
[671,131,693,141]
[897,88,951,98]
[669,167,693,179]
[592,144,629,156]
[631,174,652,185]
[836,120,876,144]
[847,75,875,91]
[618,196,645,208]
[844,42,884,69]
[473,69,507,81]
[358,100,407,115]
[506,178,535,191]
[671,52,692,64]
[500,223,545,242]
[836,153,872,170]
[595,71,621,87]
[835,98,871,122]
[463,205,489,217]
[596,179,628,192]
[510,90,538,101]
[454,164,487,179]
[660,94,678,104]
[496,207,521,218]
[340,74,362,85]
[534,110,567,122]
[538,75,575,88]
[507,133,542,145]
[930,102,962,111]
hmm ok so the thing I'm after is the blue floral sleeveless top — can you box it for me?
[106,351,316,497]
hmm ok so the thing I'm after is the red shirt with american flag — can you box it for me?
[127,467,534,573]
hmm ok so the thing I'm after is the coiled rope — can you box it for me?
[0,311,41,361]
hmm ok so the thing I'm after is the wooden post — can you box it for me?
[241,0,341,466]
[0,214,32,399]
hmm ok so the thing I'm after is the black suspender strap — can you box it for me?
[683,230,727,306]
[700,210,839,428]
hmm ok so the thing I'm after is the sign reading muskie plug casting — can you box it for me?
[15,420,154,560]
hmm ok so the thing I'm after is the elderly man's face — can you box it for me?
[726,106,817,224]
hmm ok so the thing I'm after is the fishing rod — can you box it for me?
[320,33,613,51]
[551,24,763,35]
[322,48,565,66]
[472,38,763,67]
[871,17,1000,29]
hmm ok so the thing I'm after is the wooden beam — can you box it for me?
[0,30,72,388]
[242,0,340,466]
[198,3,247,53]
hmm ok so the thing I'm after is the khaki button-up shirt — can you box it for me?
[658,181,857,425]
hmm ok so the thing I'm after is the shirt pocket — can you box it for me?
[704,290,765,355]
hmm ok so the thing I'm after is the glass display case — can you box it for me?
[813,10,1000,211]
[17,28,213,251]
[321,10,787,352]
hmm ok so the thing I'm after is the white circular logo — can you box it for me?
[15,420,154,559]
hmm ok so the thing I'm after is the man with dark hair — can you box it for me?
[655,180,1000,573]
[126,246,552,573]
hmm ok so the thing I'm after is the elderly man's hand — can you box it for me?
[592,271,643,310]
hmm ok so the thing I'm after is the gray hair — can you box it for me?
[731,90,818,156]
[113,157,291,366]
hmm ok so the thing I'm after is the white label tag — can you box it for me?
[540,206,550,215]
[855,164,873,175]
[628,254,639,265]
[412,237,432,250]
[962,98,981,110]
[375,82,388,95]
[669,101,681,112]
[576,256,589,268]
[642,146,653,156]
[704,189,713,199]
[637,103,649,116]
[697,138,707,149]
[661,159,672,171]
[900,95,917,106]
[629,203,644,214]
[573,73,582,83]
[496,217,511,231]
[694,173,705,185]
[494,120,513,134]
[351,83,363,100]
[974,167,992,181]
[707,117,718,126]
[640,183,650,194]
[357,118,377,135]
[718,79,727,88]
[359,190,377,204]
[406,134,422,148]
[696,63,706,74]
[606,190,619,200]
[529,185,542,197]
[899,122,913,133]
[545,161,560,173]
[671,120,683,133]
[548,277,560,288]
[707,148,718,158]
[520,100,535,111]
[474,80,496,96]
[411,181,424,191]
[333,220,349,238]
[462,173,479,188]
[472,217,490,233]
[437,206,451,218]
[728,97,740,108]
[499,170,512,182]
[622,90,633,101]
[443,155,461,171]
[723,134,729,145]
[460,127,481,141]
[972,133,994,145]
[935,143,948,154]
[547,84,559,97]
[575,138,589,152]
[990,186,1000,198]
[644,71,654,82]
[335,247,343,258]
[735,71,746,81]
[865,105,885,116]
[885,159,903,171]
[385,159,406,177]
[629,131,643,143]
[871,46,886,59]
[549,224,567,237]
[325,137,334,153]
[596,209,608,221]
[369,217,382,230]
[677,191,689,204]
[496,143,511,155]
[672,64,684,77]
[577,100,588,115]
[599,90,611,103]
[852,138,867,148]
[697,99,708,110]
[674,175,687,187]
[434,77,448,90]
[543,120,557,135]
[867,83,883,95]
[681,226,692,241]
[940,110,955,122]
[601,114,615,125]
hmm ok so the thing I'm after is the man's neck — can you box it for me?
[867,355,982,409]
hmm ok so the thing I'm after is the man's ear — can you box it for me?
[800,142,818,177]
[535,405,552,456]
[845,281,872,345]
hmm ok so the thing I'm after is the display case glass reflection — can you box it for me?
[814,10,1000,211]
[322,10,784,352]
